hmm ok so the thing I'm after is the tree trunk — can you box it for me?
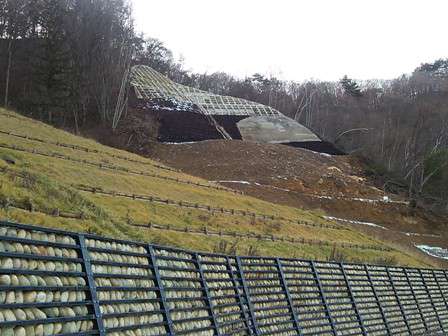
[4,38,13,108]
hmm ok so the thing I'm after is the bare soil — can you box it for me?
[145,140,447,250]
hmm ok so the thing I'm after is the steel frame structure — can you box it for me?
[0,220,447,336]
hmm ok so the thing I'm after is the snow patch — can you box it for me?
[309,194,408,205]
[213,180,251,185]
[352,197,379,204]
[319,152,332,158]
[324,216,388,229]
[415,244,448,260]
[215,180,292,192]
[402,232,440,238]
[163,141,200,145]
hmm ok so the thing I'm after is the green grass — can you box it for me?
[0,108,437,267]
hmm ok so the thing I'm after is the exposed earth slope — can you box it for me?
[144,139,448,266]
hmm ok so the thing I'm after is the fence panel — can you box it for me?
[367,265,410,335]
[0,221,98,336]
[342,264,381,336]
[280,259,334,335]
[1,220,448,336]
[151,246,215,335]
[84,235,167,335]
[431,269,448,330]
[417,269,444,332]
[239,257,298,335]
[199,254,251,335]
[313,262,364,335]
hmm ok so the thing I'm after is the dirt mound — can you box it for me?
[147,140,446,239]
[149,139,380,196]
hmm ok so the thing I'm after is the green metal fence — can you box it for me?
[0,220,447,335]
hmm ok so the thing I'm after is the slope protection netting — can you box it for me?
[130,65,281,117]
[0,220,448,336]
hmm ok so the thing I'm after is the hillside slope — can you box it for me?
[0,109,442,267]
[143,140,448,266]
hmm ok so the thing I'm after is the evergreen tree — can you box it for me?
[340,75,362,97]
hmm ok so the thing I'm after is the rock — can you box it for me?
[44,291,53,303]
[10,275,19,286]
[34,324,44,336]
[14,243,24,254]
[23,245,31,254]
[3,309,16,321]
[37,261,45,271]
[0,291,6,304]
[42,324,54,336]
[36,276,46,286]
[53,323,62,334]
[24,291,36,303]
[2,258,13,269]
[60,291,69,302]
[12,258,21,269]
[17,230,26,239]
[5,291,15,304]
[0,274,11,285]
[13,309,26,320]
[30,246,40,255]
[24,326,34,336]
[61,307,76,318]
[44,307,59,318]
[28,275,38,286]
[32,308,47,320]
[54,248,62,257]
[61,321,78,334]
[28,259,37,270]
[18,275,30,286]
[36,292,46,303]
[44,276,57,286]
[46,261,55,272]
[15,291,23,303]
[24,308,35,320]
[1,328,14,336]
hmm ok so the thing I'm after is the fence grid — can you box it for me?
[79,234,106,336]
[0,219,447,336]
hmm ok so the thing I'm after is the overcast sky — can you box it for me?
[132,0,448,82]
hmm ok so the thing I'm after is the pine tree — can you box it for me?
[340,75,362,97]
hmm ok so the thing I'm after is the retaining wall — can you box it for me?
[0,220,447,336]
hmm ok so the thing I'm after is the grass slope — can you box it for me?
[0,109,437,267]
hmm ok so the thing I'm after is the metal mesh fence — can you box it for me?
[130,65,281,117]
[0,220,447,336]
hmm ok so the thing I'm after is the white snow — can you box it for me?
[324,216,388,229]
[402,232,440,238]
[319,152,332,158]
[213,180,251,185]
[214,180,292,192]
[415,244,448,260]
[314,195,334,200]
[309,194,408,205]
[163,141,200,145]
[352,197,379,203]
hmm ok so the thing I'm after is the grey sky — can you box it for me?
[132,0,448,81]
